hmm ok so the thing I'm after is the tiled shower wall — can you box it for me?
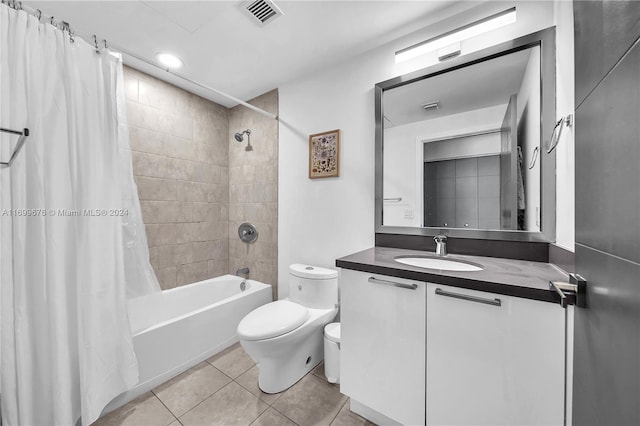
[123,67,230,290]
[228,90,279,299]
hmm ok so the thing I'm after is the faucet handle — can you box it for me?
[434,235,447,242]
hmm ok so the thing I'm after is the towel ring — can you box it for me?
[546,114,573,154]
[528,146,539,170]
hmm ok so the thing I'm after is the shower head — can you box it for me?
[234,129,251,142]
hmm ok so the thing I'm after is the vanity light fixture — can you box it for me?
[156,52,184,69]
[395,7,516,63]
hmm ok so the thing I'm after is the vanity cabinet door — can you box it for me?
[426,283,565,426]
[341,269,426,426]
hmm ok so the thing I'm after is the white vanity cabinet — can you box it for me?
[340,269,426,426]
[426,283,565,426]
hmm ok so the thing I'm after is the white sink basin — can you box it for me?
[394,256,483,272]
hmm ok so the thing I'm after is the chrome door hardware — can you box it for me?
[434,287,502,307]
[368,277,418,290]
[549,273,587,308]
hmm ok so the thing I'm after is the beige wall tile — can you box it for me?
[124,74,139,102]
[177,181,209,202]
[177,261,209,286]
[208,184,229,203]
[192,202,214,222]
[208,258,228,277]
[192,241,215,263]
[134,176,177,201]
[175,223,202,244]
[125,67,276,292]
[156,266,177,290]
[145,223,178,247]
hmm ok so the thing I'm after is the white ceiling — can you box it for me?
[25,0,468,108]
[384,46,535,127]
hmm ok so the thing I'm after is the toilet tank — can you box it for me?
[288,264,338,309]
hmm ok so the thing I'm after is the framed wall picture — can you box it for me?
[309,129,340,179]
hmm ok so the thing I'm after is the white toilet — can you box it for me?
[237,264,338,394]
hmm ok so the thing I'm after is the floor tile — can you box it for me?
[311,362,325,380]
[153,362,231,417]
[250,407,297,426]
[207,343,255,379]
[92,392,176,426]
[330,400,375,426]
[235,365,283,405]
[180,381,269,426]
[272,374,347,426]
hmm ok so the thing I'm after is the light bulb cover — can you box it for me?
[395,8,516,63]
[156,52,184,69]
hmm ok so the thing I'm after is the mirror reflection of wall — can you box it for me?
[382,45,541,232]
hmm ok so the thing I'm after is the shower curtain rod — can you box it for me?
[6,1,278,121]
[111,44,279,121]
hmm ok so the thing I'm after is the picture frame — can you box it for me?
[309,129,340,179]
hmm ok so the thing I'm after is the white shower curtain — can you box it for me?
[0,5,160,425]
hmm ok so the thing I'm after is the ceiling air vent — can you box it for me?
[241,0,284,26]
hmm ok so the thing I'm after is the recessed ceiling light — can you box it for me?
[156,53,183,69]
[395,8,516,63]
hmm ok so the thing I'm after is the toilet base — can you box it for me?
[256,326,324,394]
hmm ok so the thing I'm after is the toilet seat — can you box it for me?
[237,300,309,341]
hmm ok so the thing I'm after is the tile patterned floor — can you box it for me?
[92,343,374,426]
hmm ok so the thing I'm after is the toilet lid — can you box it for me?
[237,300,309,341]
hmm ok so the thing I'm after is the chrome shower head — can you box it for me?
[234,129,251,142]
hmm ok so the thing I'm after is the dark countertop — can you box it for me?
[336,246,571,304]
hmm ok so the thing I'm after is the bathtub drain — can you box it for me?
[240,281,247,291]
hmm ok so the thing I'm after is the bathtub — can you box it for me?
[102,274,272,414]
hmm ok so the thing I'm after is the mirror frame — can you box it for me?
[375,27,556,243]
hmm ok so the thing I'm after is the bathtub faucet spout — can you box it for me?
[236,267,250,278]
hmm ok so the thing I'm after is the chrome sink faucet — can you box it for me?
[434,235,447,256]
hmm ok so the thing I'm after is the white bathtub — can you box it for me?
[103,274,272,414]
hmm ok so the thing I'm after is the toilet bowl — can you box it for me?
[237,264,338,394]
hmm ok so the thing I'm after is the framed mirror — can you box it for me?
[375,27,556,242]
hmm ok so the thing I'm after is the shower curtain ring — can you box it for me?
[103,39,108,50]
[36,9,42,21]
[92,35,100,54]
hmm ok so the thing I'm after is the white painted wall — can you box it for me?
[554,0,575,251]
[279,1,572,298]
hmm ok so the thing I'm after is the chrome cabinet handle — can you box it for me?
[434,288,501,307]
[368,277,418,290]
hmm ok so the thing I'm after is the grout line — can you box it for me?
[328,398,350,426]
[175,380,236,422]
[150,392,180,424]
[270,405,301,426]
